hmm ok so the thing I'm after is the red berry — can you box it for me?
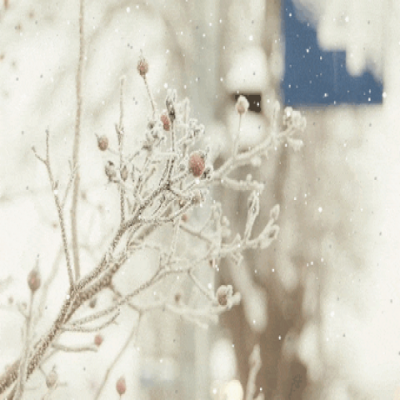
[94,334,103,347]
[27,267,41,293]
[188,152,205,177]
[116,376,126,395]
[160,113,170,131]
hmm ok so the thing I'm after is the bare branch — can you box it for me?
[32,134,74,288]
[70,0,86,281]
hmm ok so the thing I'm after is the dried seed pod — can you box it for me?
[137,56,149,76]
[188,151,206,177]
[116,376,126,395]
[97,135,109,151]
[165,91,176,122]
[27,266,41,293]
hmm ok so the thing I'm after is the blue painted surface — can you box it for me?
[282,0,383,106]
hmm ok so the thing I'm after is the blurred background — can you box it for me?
[1,0,400,399]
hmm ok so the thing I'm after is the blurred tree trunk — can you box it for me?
[179,2,222,400]
[218,1,311,399]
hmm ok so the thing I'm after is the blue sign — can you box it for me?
[282,0,383,106]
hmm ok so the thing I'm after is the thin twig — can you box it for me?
[62,311,119,332]
[233,114,242,156]
[61,163,78,209]
[32,134,74,288]
[52,343,97,353]
[117,76,126,225]
[35,246,63,326]
[143,75,156,119]
[14,292,34,400]
[70,0,85,281]
[94,317,141,400]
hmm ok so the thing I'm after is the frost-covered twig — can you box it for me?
[14,292,34,400]
[61,310,119,333]
[52,343,97,353]
[32,133,74,288]
[70,0,85,281]
[0,48,305,397]
[117,76,126,225]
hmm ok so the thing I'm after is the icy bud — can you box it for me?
[235,95,249,115]
[216,285,233,306]
[283,107,307,132]
[27,266,41,293]
[120,165,129,181]
[188,151,206,177]
[46,368,58,389]
[160,113,171,131]
[137,55,149,76]
[105,161,117,182]
[94,334,103,347]
[269,204,280,221]
[191,190,204,205]
[258,225,280,249]
[166,90,177,122]
[97,135,109,151]
[116,376,126,395]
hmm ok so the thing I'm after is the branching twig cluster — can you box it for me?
[0,20,306,400]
